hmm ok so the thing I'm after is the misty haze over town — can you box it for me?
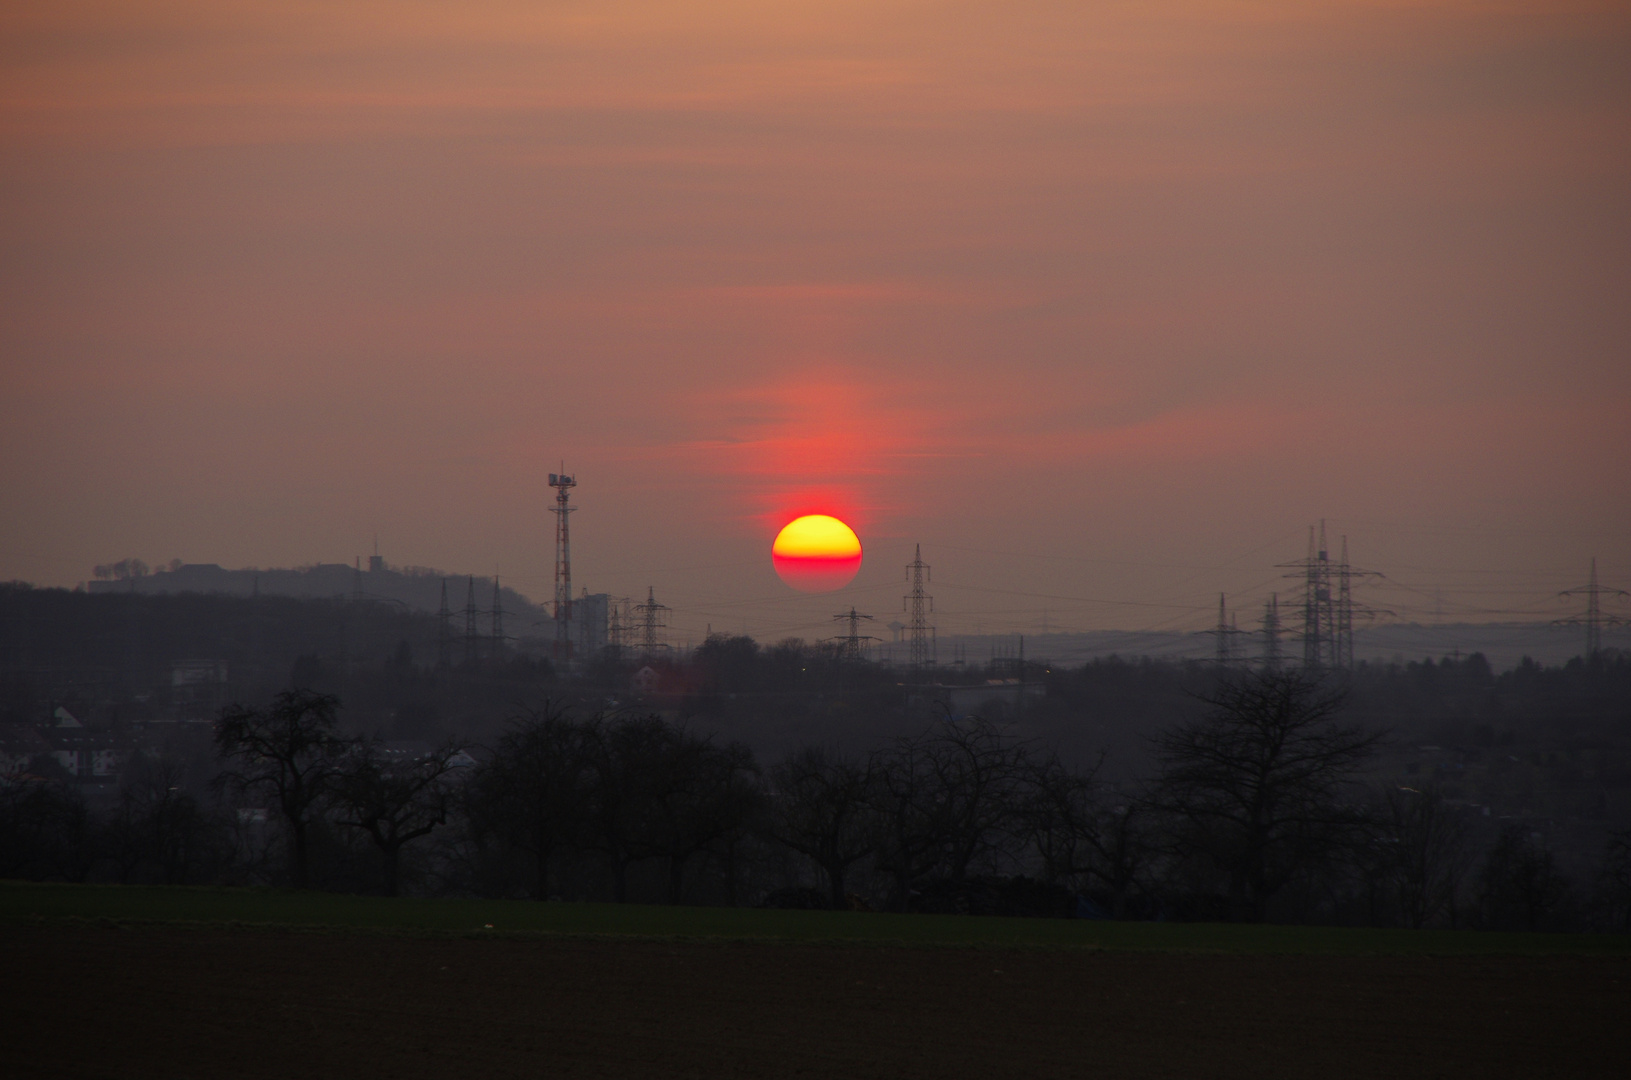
[2,2,1628,1077]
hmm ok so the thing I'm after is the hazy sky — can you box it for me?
[3,1,1628,643]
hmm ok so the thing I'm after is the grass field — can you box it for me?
[5,879,1628,955]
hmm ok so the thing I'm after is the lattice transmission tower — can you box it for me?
[1260,593,1281,670]
[549,468,577,664]
[634,587,669,659]
[1278,522,1380,669]
[606,596,633,662]
[1558,557,1628,662]
[1208,593,1247,664]
[904,545,935,673]
[832,607,877,662]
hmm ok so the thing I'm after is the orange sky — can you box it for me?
[2,1,1628,641]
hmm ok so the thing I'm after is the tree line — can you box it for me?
[4,669,1630,931]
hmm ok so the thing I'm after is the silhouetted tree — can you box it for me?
[1022,754,1155,918]
[1375,784,1472,928]
[643,732,760,904]
[584,714,671,903]
[468,704,595,900]
[215,689,350,889]
[869,716,1032,911]
[1590,830,1631,933]
[333,739,467,896]
[1477,825,1571,931]
[766,746,873,909]
[107,755,224,885]
[0,778,93,881]
[1152,669,1380,922]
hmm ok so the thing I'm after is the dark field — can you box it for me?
[5,921,1629,1080]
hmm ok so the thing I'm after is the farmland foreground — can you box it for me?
[4,923,1628,1079]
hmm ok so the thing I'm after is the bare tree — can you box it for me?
[1023,754,1155,919]
[215,689,350,889]
[1590,830,1631,933]
[868,734,950,912]
[868,716,1032,911]
[1152,669,1380,922]
[584,714,670,903]
[1377,784,1473,928]
[643,732,760,905]
[108,755,223,885]
[766,747,873,909]
[1477,825,1571,931]
[0,778,93,881]
[468,704,594,900]
[333,739,468,896]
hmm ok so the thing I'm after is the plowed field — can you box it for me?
[4,925,1627,1079]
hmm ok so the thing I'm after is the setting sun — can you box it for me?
[772,514,862,593]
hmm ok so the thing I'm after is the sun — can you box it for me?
[772,514,863,593]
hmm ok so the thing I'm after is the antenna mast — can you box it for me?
[549,468,577,665]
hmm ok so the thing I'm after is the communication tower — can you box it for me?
[904,545,935,673]
[549,469,577,664]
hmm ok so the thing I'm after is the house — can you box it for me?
[632,666,662,693]
[0,724,53,778]
[171,659,229,722]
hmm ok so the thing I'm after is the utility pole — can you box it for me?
[549,468,577,666]
[904,545,934,675]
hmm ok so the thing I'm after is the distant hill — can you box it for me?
[928,622,1628,672]
[87,561,553,637]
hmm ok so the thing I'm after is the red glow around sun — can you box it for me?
[772,514,862,593]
